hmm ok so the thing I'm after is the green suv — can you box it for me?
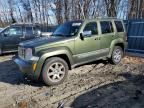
[14,18,127,86]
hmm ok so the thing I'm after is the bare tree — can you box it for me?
[55,0,63,24]
[64,0,69,21]
[0,0,138,27]
[20,0,33,22]
[17,5,23,22]
[104,0,121,17]
[128,0,144,19]
[8,0,16,23]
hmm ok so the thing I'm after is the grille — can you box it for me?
[18,47,25,59]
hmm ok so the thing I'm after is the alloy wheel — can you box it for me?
[47,62,66,83]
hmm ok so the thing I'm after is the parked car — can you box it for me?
[0,23,41,54]
[41,26,58,37]
[0,28,3,32]
[14,18,127,86]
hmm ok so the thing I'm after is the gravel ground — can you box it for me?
[0,54,144,108]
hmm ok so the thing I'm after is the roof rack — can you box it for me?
[11,22,40,25]
[95,17,117,19]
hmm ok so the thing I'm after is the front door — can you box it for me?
[2,26,23,52]
[74,21,101,63]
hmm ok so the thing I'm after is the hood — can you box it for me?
[19,36,66,48]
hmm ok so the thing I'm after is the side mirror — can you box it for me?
[82,31,92,37]
[37,30,42,37]
[80,33,84,40]
[4,33,8,37]
[80,30,92,40]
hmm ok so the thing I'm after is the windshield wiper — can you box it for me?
[51,33,65,36]
[52,33,73,37]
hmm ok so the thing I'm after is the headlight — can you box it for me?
[25,48,33,60]
[18,47,39,61]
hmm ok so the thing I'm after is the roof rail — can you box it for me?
[95,17,117,19]
[11,22,40,25]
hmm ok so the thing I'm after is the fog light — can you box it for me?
[33,63,37,71]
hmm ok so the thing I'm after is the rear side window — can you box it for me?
[100,21,114,34]
[33,26,41,35]
[25,26,33,36]
[84,22,98,35]
[115,21,124,32]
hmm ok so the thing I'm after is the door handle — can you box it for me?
[20,37,25,39]
[95,37,101,40]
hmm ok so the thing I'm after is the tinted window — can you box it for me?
[47,26,57,32]
[115,21,124,32]
[25,27,33,36]
[100,21,113,34]
[84,22,98,35]
[4,27,22,36]
[33,26,41,35]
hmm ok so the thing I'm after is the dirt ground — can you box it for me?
[0,54,144,108]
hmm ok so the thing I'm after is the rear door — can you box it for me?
[114,20,125,39]
[99,21,115,56]
[21,26,35,42]
[2,26,23,51]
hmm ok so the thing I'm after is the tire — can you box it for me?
[42,57,68,86]
[110,46,123,65]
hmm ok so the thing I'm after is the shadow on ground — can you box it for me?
[0,58,45,87]
[70,72,144,108]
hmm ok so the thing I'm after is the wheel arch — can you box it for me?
[34,49,74,80]
[108,39,125,58]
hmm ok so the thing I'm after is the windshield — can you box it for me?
[0,26,9,33]
[52,21,83,37]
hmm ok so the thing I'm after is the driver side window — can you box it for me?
[3,27,22,37]
[83,22,98,36]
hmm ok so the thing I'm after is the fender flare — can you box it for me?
[34,47,74,79]
[108,38,125,58]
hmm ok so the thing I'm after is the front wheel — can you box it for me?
[110,46,123,65]
[42,57,68,86]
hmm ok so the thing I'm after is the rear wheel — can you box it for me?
[42,57,68,86]
[110,46,123,65]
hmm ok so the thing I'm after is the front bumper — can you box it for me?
[14,57,38,80]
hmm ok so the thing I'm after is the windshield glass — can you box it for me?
[52,21,83,37]
[0,26,9,33]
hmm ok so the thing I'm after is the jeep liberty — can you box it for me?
[14,18,127,86]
